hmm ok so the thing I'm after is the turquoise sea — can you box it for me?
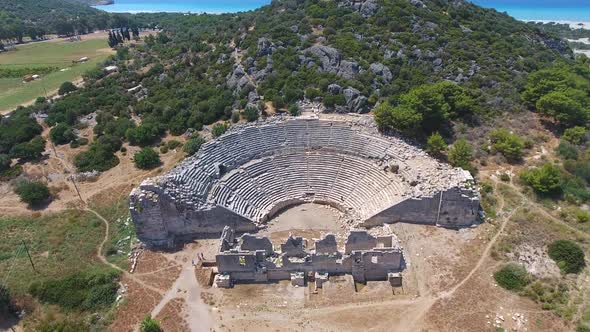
[471,0,590,21]
[96,0,590,22]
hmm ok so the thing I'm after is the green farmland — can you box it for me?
[0,37,113,114]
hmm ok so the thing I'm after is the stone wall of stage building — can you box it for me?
[215,228,405,285]
[362,186,480,228]
[129,184,257,247]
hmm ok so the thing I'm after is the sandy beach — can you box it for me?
[526,20,590,30]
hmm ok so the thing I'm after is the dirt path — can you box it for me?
[151,257,212,331]
[86,207,165,295]
[394,177,520,331]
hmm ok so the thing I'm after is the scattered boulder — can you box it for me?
[369,63,393,83]
[303,45,360,80]
[327,83,342,95]
[305,45,341,73]
[338,60,360,80]
[257,37,275,57]
[335,87,368,113]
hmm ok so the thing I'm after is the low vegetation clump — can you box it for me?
[58,81,78,96]
[522,280,569,314]
[211,123,229,138]
[29,269,120,311]
[288,104,300,116]
[166,140,182,150]
[244,106,259,122]
[14,179,50,207]
[489,129,525,162]
[548,240,586,274]
[0,66,57,78]
[426,132,447,158]
[520,164,563,196]
[133,148,161,170]
[374,82,477,137]
[448,139,474,171]
[74,136,121,172]
[0,154,11,172]
[576,210,590,223]
[523,64,590,128]
[183,136,206,155]
[140,315,162,332]
[562,126,587,145]
[494,263,531,291]
[9,136,46,162]
[49,123,77,145]
[556,142,579,160]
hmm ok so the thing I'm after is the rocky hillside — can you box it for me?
[133,0,571,117]
[71,0,114,5]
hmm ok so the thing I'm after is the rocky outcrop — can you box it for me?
[340,0,378,16]
[257,37,275,57]
[541,37,571,56]
[303,45,360,80]
[369,63,393,83]
[226,64,250,92]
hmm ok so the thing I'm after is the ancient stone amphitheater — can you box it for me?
[130,116,480,247]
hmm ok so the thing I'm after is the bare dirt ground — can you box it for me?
[0,126,187,218]
[132,187,572,332]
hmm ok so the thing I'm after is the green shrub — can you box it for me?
[500,173,511,182]
[520,164,562,196]
[556,142,579,160]
[448,139,474,170]
[159,146,169,154]
[140,315,162,332]
[167,140,182,150]
[577,322,590,332]
[0,66,57,78]
[29,269,119,311]
[58,81,78,95]
[0,154,10,172]
[183,136,206,155]
[563,126,587,145]
[494,264,531,291]
[74,142,120,172]
[133,148,161,170]
[14,180,50,207]
[548,240,586,274]
[49,123,76,145]
[489,129,525,161]
[231,111,240,123]
[36,318,89,332]
[426,132,447,157]
[374,102,422,135]
[288,103,300,116]
[125,123,163,147]
[576,210,590,223]
[9,136,46,161]
[211,123,229,138]
[244,106,259,122]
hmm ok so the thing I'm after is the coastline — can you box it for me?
[525,20,590,30]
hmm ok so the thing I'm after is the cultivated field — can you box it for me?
[0,34,114,114]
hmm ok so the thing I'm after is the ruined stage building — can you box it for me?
[214,226,405,288]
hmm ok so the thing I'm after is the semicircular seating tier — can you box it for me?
[130,117,480,247]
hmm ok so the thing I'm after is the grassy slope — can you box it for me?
[0,38,112,113]
[0,210,105,295]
